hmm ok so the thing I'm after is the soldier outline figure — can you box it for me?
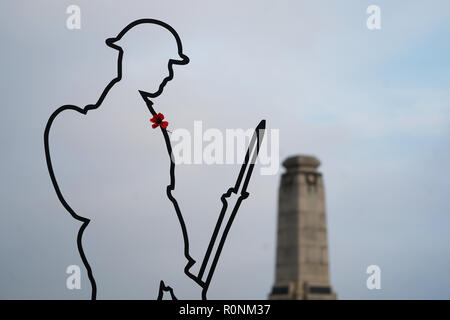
[44,18,265,300]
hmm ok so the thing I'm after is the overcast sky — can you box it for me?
[1,0,450,299]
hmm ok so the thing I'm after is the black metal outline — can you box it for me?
[43,18,265,300]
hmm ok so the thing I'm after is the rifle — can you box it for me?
[197,119,266,299]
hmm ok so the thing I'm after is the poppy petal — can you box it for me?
[152,123,159,129]
[161,121,168,129]
[150,116,156,123]
[158,113,164,120]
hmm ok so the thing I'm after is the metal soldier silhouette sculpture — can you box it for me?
[44,19,265,299]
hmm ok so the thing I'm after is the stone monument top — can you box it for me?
[282,155,321,172]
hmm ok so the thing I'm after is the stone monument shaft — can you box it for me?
[270,155,336,300]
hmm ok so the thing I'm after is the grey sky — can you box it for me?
[1,0,450,299]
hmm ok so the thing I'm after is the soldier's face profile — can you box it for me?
[114,25,186,96]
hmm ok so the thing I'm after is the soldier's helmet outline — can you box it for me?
[106,18,189,64]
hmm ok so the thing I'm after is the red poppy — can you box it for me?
[150,113,168,129]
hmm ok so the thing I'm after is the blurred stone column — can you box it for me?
[269,155,336,300]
